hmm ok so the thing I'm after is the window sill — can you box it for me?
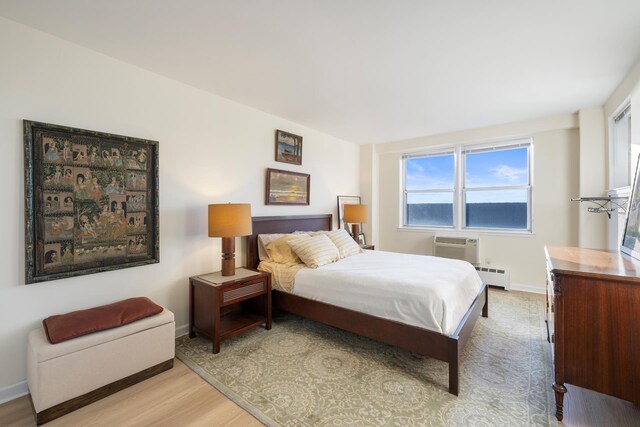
[608,186,631,196]
[397,226,536,238]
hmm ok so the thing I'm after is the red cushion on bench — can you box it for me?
[43,297,164,344]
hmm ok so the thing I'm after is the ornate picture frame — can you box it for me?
[275,129,302,165]
[337,195,361,231]
[265,168,310,205]
[24,120,159,284]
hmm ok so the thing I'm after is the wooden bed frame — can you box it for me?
[245,214,488,395]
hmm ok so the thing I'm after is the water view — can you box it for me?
[407,202,527,229]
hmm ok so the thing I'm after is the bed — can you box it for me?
[245,214,488,395]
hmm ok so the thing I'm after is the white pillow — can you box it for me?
[288,234,340,268]
[326,229,363,258]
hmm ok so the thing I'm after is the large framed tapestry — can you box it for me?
[24,120,159,284]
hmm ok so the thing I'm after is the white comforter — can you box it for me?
[291,250,483,336]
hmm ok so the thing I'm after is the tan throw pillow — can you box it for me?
[327,229,363,258]
[257,233,286,261]
[266,234,308,264]
[288,234,340,268]
[258,232,307,261]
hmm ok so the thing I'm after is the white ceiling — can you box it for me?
[1,1,639,144]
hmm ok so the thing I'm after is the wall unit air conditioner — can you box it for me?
[433,236,479,265]
[474,266,510,290]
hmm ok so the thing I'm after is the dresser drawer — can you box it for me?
[222,278,267,305]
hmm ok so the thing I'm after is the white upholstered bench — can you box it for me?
[27,308,175,425]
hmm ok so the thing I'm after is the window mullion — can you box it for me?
[457,146,464,230]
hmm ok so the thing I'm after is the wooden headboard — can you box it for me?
[245,214,332,269]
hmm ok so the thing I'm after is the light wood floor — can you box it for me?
[1,357,638,426]
[560,384,640,427]
[0,359,262,427]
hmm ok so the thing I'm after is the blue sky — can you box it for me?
[407,147,528,203]
[466,147,528,187]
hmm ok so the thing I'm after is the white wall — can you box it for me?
[364,114,580,292]
[0,18,360,391]
[359,144,378,246]
[577,107,607,248]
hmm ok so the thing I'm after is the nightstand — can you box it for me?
[361,244,375,250]
[189,268,271,354]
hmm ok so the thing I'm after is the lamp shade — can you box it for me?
[208,203,252,237]
[343,204,368,223]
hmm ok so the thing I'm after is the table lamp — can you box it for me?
[343,204,368,241]
[208,203,252,276]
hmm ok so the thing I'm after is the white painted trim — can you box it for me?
[175,323,189,338]
[509,283,545,295]
[0,381,28,405]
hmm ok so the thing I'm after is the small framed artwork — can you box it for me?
[621,156,640,259]
[337,195,361,231]
[275,129,302,165]
[265,168,310,205]
[356,233,366,246]
[24,120,159,284]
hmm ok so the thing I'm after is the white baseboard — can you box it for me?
[509,283,545,294]
[175,323,189,338]
[0,381,28,405]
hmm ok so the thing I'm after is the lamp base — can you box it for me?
[350,223,361,242]
[221,237,236,276]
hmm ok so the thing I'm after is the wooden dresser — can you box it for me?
[544,246,640,421]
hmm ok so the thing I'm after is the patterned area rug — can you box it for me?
[176,290,557,426]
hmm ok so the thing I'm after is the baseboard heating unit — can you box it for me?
[475,266,510,290]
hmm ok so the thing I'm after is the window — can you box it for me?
[611,105,633,189]
[403,139,532,232]
[405,151,455,227]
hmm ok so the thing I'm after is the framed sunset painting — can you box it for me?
[265,168,310,205]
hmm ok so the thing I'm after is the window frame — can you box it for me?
[402,138,534,234]
[609,102,632,191]
[402,149,458,229]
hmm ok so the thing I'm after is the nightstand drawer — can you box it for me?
[222,278,266,305]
